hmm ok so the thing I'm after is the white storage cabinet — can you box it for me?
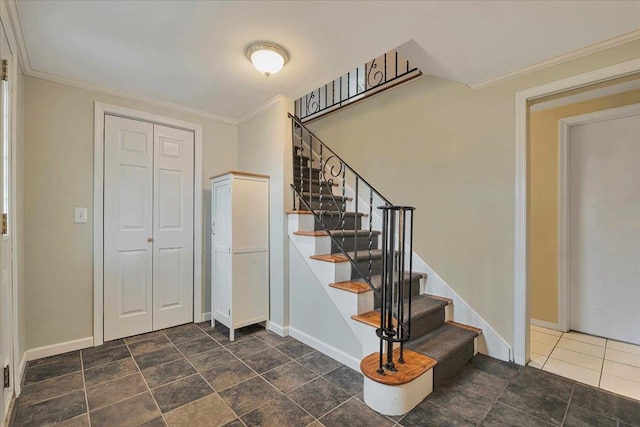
[211,171,269,340]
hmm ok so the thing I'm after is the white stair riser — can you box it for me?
[288,213,316,233]
[328,287,373,317]
[363,369,433,416]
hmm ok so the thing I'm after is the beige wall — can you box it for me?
[307,40,640,346]
[529,88,640,323]
[24,76,238,349]
[237,98,294,329]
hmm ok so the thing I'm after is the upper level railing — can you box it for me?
[289,113,416,375]
[294,49,421,122]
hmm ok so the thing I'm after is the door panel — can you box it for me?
[104,115,154,341]
[569,113,640,344]
[212,181,231,325]
[152,125,194,330]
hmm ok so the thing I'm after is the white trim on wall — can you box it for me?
[557,104,640,334]
[471,29,640,90]
[24,337,93,362]
[514,57,640,366]
[93,102,204,346]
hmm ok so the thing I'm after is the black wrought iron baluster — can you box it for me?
[407,208,415,349]
[377,208,388,375]
[291,120,296,210]
[398,209,405,363]
[299,128,304,209]
[325,84,328,111]
[395,51,398,79]
[347,71,350,99]
[318,144,323,212]
[339,75,343,108]
[309,136,313,209]
[356,67,359,94]
[384,53,387,84]
[354,177,359,275]
[368,188,373,283]
[340,165,346,249]
[386,209,396,371]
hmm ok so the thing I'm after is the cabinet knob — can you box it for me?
[147,237,154,243]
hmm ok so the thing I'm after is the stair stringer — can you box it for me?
[341,183,513,362]
[288,214,397,359]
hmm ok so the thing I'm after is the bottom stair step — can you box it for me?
[405,322,479,386]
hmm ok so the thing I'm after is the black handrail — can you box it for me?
[290,114,416,375]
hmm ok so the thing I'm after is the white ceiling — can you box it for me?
[14,0,640,121]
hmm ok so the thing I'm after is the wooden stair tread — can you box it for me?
[299,192,352,201]
[447,320,482,335]
[286,209,367,217]
[361,348,437,386]
[294,230,329,237]
[329,280,372,294]
[310,254,348,263]
[294,230,381,237]
[352,310,396,327]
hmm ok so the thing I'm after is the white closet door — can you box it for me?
[104,115,154,341]
[152,124,194,330]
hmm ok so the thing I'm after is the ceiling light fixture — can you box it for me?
[246,42,288,77]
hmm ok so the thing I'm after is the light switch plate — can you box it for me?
[74,207,88,224]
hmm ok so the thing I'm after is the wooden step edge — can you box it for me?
[447,320,482,335]
[309,254,348,263]
[329,281,372,294]
[300,193,353,201]
[293,230,329,237]
[361,348,437,386]
[424,294,453,305]
[351,311,397,328]
[285,209,369,217]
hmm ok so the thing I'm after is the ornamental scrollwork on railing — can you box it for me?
[317,154,346,230]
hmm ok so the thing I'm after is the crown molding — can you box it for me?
[237,95,285,124]
[5,0,237,125]
[27,68,237,124]
[5,0,30,74]
[469,29,640,90]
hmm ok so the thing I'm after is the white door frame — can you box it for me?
[0,2,20,401]
[93,102,203,346]
[557,103,640,333]
[514,57,640,366]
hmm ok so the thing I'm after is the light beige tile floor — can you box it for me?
[528,324,640,401]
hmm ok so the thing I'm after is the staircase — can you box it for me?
[287,114,482,416]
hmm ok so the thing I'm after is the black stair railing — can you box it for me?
[289,113,415,375]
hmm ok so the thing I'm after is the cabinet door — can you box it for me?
[212,180,232,325]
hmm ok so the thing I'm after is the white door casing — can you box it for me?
[0,20,13,420]
[566,110,640,344]
[152,124,194,330]
[104,115,154,341]
[514,58,640,365]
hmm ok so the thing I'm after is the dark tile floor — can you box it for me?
[9,322,640,427]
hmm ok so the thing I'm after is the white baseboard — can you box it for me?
[419,260,513,363]
[531,318,562,332]
[288,326,361,372]
[201,312,211,322]
[24,337,94,362]
[16,352,27,396]
[268,322,289,337]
